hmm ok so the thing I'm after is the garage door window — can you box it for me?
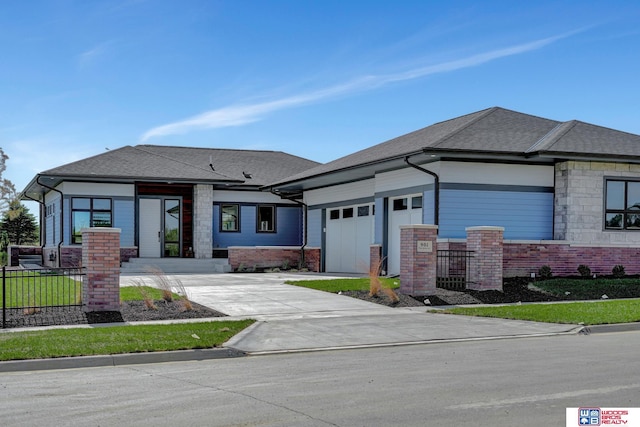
[330,209,340,220]
[343,208,354,218]
[412,196,423,209]
[358,206,369,216]
[393,198,408,211]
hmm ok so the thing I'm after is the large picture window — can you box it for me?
[221,204,239,232]
[605,179,640,230]
[71,197,112,243]
[257,205,275,232]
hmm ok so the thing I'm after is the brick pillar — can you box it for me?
[370,244,382,274]
[400,225,438,296]
[82,228,121,312]
[466,226,503,291]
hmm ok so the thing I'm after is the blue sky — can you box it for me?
[2,0,640,198]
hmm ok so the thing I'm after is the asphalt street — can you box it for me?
[2,331,639,426]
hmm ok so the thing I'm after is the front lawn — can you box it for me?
[0,320,255,361]
[286,277,399,292]
[437,299,640,325]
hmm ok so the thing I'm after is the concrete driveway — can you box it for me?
[120,272,581,354]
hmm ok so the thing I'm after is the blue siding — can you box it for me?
[307,209,322,247]
[423,189,435,225]
[213,205,303,247]
[439,189,553,239]
[63,198,70,245]
[113,199,135,246]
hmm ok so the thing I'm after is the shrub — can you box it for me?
[538,265,553,280]
[612,265,626,278]
[577,264,591,278]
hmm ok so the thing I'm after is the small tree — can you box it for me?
[0,148,16,213]
[0,200,38,245]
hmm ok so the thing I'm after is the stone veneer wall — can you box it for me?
[555,161,640,244]
[229,246,321,272]
[193,184,214,259]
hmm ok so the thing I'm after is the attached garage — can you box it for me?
[325,203,375,273]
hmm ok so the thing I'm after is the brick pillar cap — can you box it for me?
[399,224,438,230]
[369,244,382,248]
[465,226,504,232]
[81,227,122,234]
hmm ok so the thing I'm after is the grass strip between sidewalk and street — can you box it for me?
[286,277,399,292]
[436,299,640,325]
[0,320,255,361]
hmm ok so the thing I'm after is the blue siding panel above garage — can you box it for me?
[213,204,303,248]
[439,189,553,239]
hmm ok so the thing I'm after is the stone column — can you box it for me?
[82,228,121,312]
[193,184,213,258]
[400,225,438,296]
[466,226,503,291]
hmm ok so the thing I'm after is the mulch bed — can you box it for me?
[2,300,225,329]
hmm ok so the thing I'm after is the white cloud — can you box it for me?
[141,31,576,141]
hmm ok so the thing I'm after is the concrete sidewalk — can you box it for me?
[122,272,581,353]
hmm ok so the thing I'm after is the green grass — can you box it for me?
[120,285,174,301]
[533,277,640,300]
[285,277,399,292]
[438,299,640,325]
[0,320,255,361]
[0,272,82,307]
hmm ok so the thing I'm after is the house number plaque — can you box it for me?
[416,240,432,253]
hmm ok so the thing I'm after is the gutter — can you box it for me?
[404,155,439,226]
[36,175,64,267]
[268,188,309,269]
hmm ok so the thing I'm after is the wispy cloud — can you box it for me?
[141,31,576,141]
[78,40,116,67]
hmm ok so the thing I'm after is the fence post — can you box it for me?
[2,266,5,328]
[399,224,438,296]
[82,228,121,312]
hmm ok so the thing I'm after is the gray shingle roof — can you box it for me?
[38,145,320,187]
[269,107,640,190]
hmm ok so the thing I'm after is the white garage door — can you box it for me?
[387,195,423,276]
[325,204,374,273]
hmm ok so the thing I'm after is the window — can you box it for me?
[71,197,112,244]
[257,205,275,232]
[329,209,340,220]
[357,206,369,217]
[342,207,354,218]
[605,179,640,229]
[412,196,423,209]
[393,198,408,211]
[221,204,239,232]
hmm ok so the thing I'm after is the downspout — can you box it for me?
[404,155,439,226]
[269,188,308,269]
[36,175,64,267]
[22,192,46,266]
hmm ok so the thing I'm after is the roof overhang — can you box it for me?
[20,173,246,202]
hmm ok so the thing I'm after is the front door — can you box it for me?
[138,197,182,257]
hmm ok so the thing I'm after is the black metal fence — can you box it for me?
[436,250,473,290]
[1,266,85,329]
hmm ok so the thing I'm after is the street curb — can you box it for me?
[0,347,246,373]
[581,322,640,334]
